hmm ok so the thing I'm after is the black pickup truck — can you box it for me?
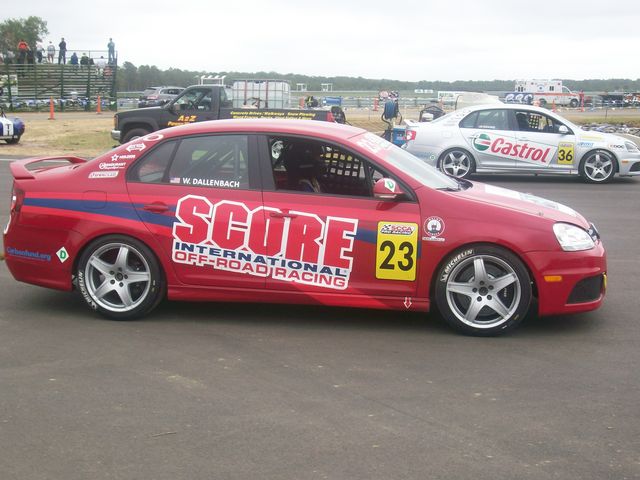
[112,85,345,143]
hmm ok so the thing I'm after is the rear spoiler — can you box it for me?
[10,156,87,180]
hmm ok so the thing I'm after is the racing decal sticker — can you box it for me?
[6,247,51,262]
[125,143,146,153]
[172,196,358,290]
[142,133,164,142]
[99,162,127,170]
[384,179,396,192]
[472,133,555,165]
[577,142,594,148]
[110,153,136,161]
[89,171,119,179]
[56,247,69,263]
[357,132,393,154]
[423,216,445,242]
[178,178,240,188]
[167,115,198,127]
[557,142,575,165]
[375,222,418,281]
[608,144,624,150]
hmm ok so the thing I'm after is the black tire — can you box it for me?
[579,150,616,184]
[538,98,547,107]
[122,127,150,144]
[570,99,579,108]
[435,245,532,336]
[438,148,475,179]
[5,136,20,144]
[77,235,165,320]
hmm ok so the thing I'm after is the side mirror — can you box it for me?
[373,178,406,201]
[558,125,569,134]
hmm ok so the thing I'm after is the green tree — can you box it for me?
[0,16,49,52]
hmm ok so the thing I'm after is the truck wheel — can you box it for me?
[570,99,579,108]
[122,128,150,143]
[538,98,547,107]
[77,235,165,320]
[435,245,532,336]
[579,150,616,183]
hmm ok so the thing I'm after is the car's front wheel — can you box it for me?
[435,245,532,336]
[5,136,21,144]
[438,148,475,179]
[77,236,164,320]
[579,150,616,183]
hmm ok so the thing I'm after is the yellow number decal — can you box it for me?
[375,222,418,281]
[557,142,574,165]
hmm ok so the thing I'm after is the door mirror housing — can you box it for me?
[373,178,406,201]
[558,125,569,134]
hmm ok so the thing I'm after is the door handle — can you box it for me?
[270,210,297,219]
[143,202,169,213]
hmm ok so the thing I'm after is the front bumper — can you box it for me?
[526,242,607,316]
[110,129,121,141]
[617,156,640,176]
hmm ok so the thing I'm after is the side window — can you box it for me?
[475,109,508,130]
[515,111,559,133]
[129,140,177,183]
[174,88,212,111]
[168,135,249,189]
[459,111,478,128]
[269,136,390,197]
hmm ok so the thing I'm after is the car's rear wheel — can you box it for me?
[122,127,150,143]
[435,245,532,336]
[438,148,475,179]
[77,236,164,320]
[5,136,20,144]
[579,150,616,183]
[570,98,579,108]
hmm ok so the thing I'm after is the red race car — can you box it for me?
[3,119,606,335]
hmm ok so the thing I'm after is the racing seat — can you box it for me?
[516,113,529,131]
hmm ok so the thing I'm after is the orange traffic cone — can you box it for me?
[96,95,102,114]
[48,97,55,120]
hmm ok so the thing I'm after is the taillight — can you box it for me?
[10,185,24,214]
[405,129,417,141]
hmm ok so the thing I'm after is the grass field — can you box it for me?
[2,107,640,158]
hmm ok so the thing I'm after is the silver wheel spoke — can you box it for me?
[448,281,475,297]
[464,299,484,322]
[486,297,511,319]
[94,280,115,299]
[491,272,517,292]
[89,257,113,276]
[473,258,487,283]
[115,246,129,270]
[117,285,134,307]
[125,271,150,283]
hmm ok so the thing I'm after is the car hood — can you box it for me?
[455,181,590,228]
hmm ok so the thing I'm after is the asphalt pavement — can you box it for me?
[0,159,639,480]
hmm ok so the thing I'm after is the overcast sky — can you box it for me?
[5,0,640,81]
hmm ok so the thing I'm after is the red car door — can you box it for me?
[258,135,421,300]
[126,133,265,289]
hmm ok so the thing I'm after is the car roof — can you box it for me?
[160,119,367,142]
[462,103,556,114]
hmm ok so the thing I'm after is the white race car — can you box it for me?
[0,107,25,144]
[403,104,640,183]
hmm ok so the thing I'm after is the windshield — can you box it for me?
[353,133,460,190]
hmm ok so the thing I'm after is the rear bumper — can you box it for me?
[526,243,607,316]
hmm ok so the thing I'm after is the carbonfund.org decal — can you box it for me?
[172,195,358,290]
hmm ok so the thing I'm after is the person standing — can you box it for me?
[58,37,67,64]
[17,39,28,64]
[36,41,44,63]
[107,38,115,64]
[47,41,55,63]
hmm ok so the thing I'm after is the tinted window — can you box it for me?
[459,111,478,128]
[129,141,177,183]
[475,109,508,130]
[174,88,212,111]
[168,135,249,189]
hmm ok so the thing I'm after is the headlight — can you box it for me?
[625,141,639,153]
[553,223,595,251]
